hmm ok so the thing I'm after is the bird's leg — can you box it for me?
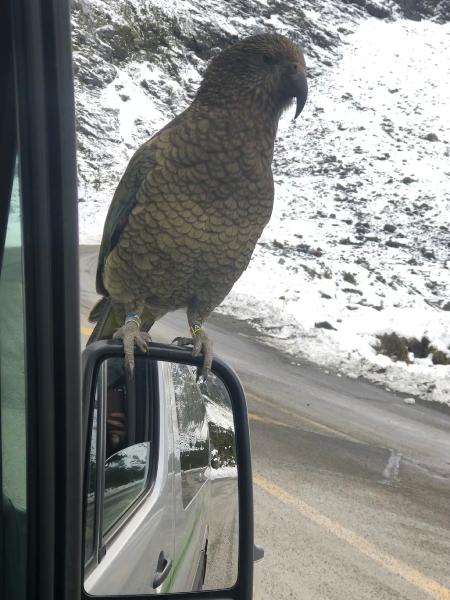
[113,311,151,376]
[173,320,213,381]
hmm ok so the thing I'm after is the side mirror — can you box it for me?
[81,340,254,599]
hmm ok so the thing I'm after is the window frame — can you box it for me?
[8,0,82,599]
[83,356,160,572]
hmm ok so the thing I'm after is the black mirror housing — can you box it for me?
[81,339,254,600]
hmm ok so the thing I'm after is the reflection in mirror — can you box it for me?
[197,371,239,592]
[84,357,238,596]
[103,442,150,533]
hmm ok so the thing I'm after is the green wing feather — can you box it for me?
[95,144,156,296]
[95,112,185,297]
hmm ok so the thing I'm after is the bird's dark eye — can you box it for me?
[262,54,274,65]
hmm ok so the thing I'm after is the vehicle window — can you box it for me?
[171,364,209,509]
[86,356,154,550]
[103,441,150,533]
[0,158,27,600]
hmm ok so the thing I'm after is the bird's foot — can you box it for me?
[172,328,213,381]
[113,314,151,375]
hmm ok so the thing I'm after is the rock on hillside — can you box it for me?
[393,0,450,22]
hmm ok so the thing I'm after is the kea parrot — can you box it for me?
[87,33,308,378]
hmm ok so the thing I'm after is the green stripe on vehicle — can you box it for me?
[160,508,202,593]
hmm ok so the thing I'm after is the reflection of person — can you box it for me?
[106,388,127,458]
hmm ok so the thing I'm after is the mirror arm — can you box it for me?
[253,544,264,563]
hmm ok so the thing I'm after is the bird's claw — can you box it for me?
[172,336,194,348]
[114,324,151,376]
[171,332,213,381]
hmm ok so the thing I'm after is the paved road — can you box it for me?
[80,246,450,599]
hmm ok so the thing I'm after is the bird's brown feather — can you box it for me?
[89,33,307,340]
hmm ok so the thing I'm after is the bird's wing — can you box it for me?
[95,142,157,295]
[96,113,187,296]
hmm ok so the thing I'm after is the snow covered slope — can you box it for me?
[72,0,450,404]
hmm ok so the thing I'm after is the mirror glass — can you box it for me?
[84,356,238,595]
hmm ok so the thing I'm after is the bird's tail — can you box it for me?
[87,296,121,345]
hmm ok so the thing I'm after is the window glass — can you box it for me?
[171,364,209,508]
[103,441,150,533]
[0,158,27,600]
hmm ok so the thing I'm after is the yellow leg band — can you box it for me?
[191,323,204,336]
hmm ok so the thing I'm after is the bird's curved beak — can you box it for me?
[281,69,308,119]
[291,71,308,120]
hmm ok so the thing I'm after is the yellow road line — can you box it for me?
[254,473,450,600]
[249,412,292,429]
[247,392,359,443]
[81,325,93,337]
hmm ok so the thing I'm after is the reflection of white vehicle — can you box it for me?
[84,357,214,595]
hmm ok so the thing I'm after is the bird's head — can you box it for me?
[196,33,308,122]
